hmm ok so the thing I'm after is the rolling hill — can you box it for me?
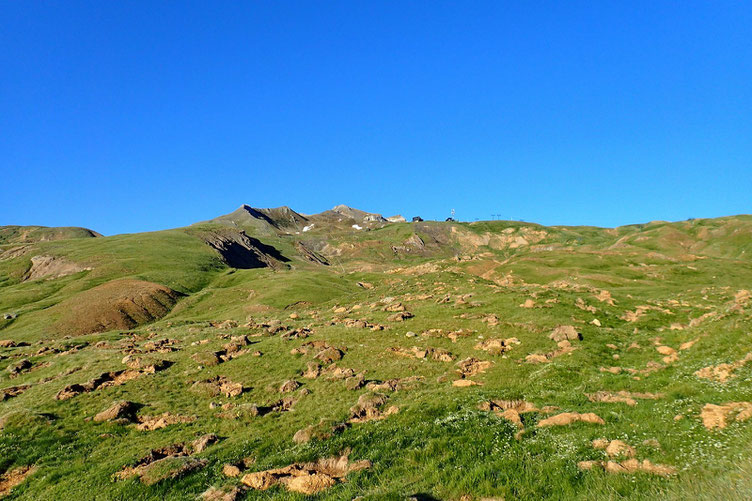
[0,208,750,499]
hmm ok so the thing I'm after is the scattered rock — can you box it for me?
[349,393,398,423]
[456,357,493,378]
[94,401,138,423]
[387,311,414,322]
[192,433,219,453]
[474,337,519,355]
[56,369,155,401]
[279,380,301,393]
[190,376,244,398]
[549,325,582,342]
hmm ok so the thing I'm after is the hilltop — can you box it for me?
[0,208,750,499]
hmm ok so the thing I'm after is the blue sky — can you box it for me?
[2,1,750,235]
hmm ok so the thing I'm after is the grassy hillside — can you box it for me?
[0,214,750,499]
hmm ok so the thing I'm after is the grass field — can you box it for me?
[0,211,750,499]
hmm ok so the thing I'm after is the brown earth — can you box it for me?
[54,279,181,335]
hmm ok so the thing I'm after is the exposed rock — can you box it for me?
[549,325,582,342]
[279,380,301,393]
[190,376,244,398]
[198,228,289,269]
[474,337,519,355]
[192,433,219,453]
[94,401,138,423]
[349,393,398,423]
[456,357,493,378]
[387,311,414,322]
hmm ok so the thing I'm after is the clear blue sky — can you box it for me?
[2,1,750,235]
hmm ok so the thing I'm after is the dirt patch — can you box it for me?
[241,453,370,495]
[386,311,414,322]
[696,353,752,382]
[349,393,398,423]
[201,486,244,501]
[526,340,577,364]
[593,290,616,305]
[54,279,181,335]
[114,436,217,485]
[365,376,423,392]
[55,368,161,400]
[0,385,30,401]
[456,357,493,378]
[587,391,664,406]
[700,402,752,429]
[549,325,582,342]
[474,337,520,355]
[389,346,455,362]
[621,305,671,323]
[0,465,37,497]
[592,439,635,458]
[136,413,196,431]
[23,255,90,281]
[190,376,244,398]
[655,345,678,364]
[575,297,597,313]
[293,419,348,444]
[334,318,385,331]
[478,399,547,438]
[94,401,139,423]
[579,459,676,476]
[291,341,345,364]
[537,412,604,427]
[421,328,475,342]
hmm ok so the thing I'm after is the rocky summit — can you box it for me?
[0,208,751,499]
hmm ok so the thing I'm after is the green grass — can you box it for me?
[0,216,751,499]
